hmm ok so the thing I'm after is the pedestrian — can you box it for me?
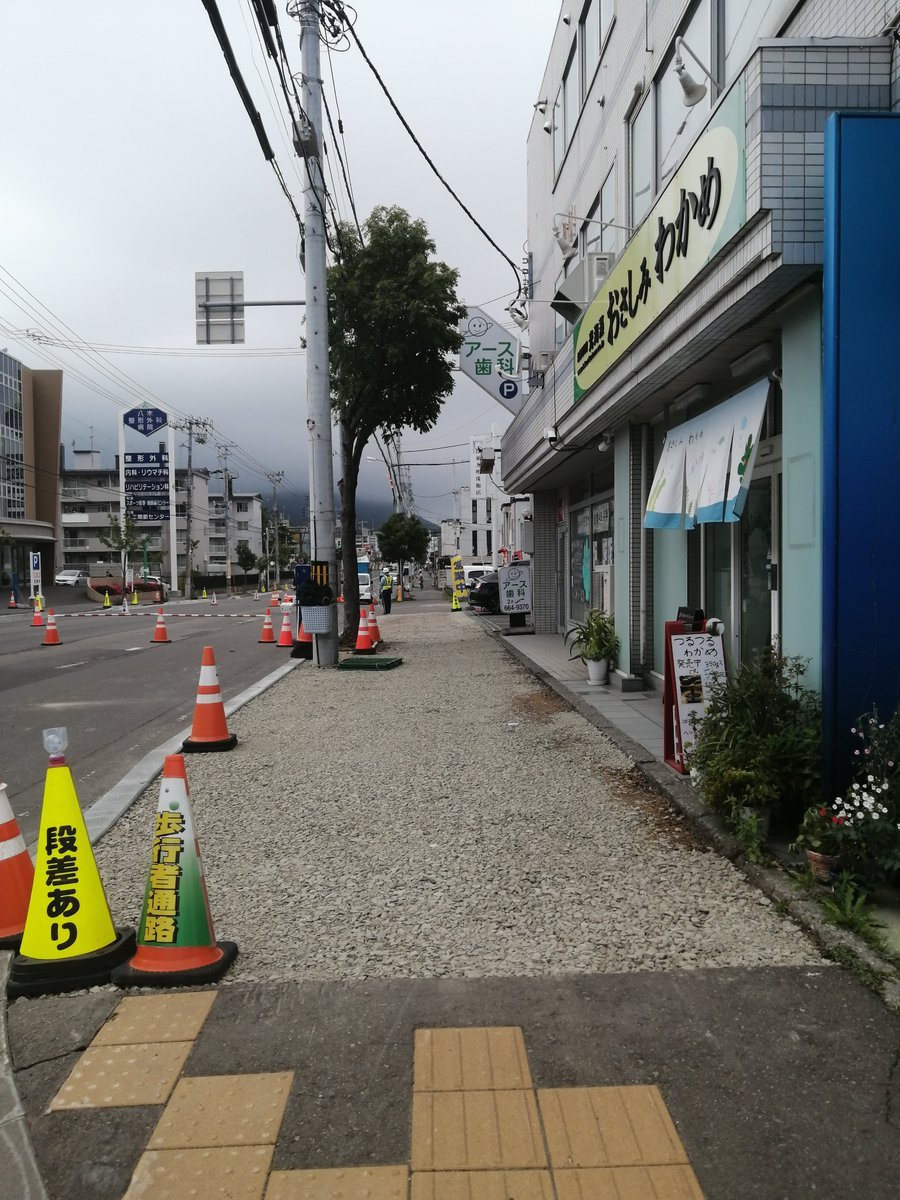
[380,569,393,614]
[418,569,424,589]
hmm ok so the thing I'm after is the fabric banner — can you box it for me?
[644,379,769,529]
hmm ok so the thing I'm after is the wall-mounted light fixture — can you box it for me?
[553,212,636,260]
[597,433,613,453]
[729,342,773,379]
[533,98,548,114]
[543,120,553,135]
[673,37,722,107]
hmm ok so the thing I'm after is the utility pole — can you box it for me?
[265,470,284,592]
[297,0,338,666]
[212,446,234,594]
[171,416,211,599]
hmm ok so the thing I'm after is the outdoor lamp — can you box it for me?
[553,224,578,261]
[673,37,721,107]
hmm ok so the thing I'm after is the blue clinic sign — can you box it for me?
[124,407,168,437]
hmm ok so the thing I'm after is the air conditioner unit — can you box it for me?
[550,251,618,324]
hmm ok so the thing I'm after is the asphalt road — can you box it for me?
[0,589,292,843]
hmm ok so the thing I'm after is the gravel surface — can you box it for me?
[94,605,821,982]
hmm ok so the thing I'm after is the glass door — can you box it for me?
[740,470,779,664]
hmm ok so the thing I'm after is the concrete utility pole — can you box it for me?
[265,470,284,591]
[172,416,211,599]
[299,0,338,666]
[213,446,234,594]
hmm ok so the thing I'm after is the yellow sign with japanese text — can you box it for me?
[573,83,746,402]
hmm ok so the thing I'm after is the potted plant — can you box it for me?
[297,577,335,634]
[564,609,619,685]
[790,805,847,880]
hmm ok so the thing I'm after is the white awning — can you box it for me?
[644,379,770,530]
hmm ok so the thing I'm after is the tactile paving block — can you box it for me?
[266,1164,408,1199]
[553,1164,705,1199]
[93,992,217,1045]
[538,1087,690,1169]
[148,1072,294,1149]
[123,1145,274,1200]
[414,1027,532,1091]
[49,1041,193,1109]
[411,1170,554,1199]
[411,1089,546,1171]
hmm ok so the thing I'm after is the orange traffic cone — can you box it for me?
[368,601,381,646]
[258,607,276,644]
[182,646,237,753]
[31,604,44,628]
[291,617,313,660]
[7,591,16,609]
[353,606,375,655]
[111,754,237,987]
[151,608,171,644]
[41,609,62,647]
[276,610,293,648]
[0,781,34,949]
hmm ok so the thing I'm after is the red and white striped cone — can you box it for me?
[258,608,276,644]
[0,781,35,949]
[276,610,293,648]
[353,606,375,655]
[151,608,171,644]
[367,601,381,646]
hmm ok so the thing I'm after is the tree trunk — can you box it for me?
[339,419,361,645]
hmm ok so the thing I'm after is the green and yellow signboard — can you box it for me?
[573,83,746,403]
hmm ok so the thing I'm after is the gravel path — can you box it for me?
[95,607,821,982]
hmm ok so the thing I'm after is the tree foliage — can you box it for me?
[235,540,256,582]
[328,206,464,639]
[99,513,144,578]
[377,514,429,570]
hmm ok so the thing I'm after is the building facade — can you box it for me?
[501,0,900,789]
[0,351,61,591]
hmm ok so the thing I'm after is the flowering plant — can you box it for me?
[790,804,848,857]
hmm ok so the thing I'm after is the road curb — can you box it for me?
[0,952,48,1200]
[493,629,900,1012]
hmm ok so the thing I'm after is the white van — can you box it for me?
[462,564,492,590]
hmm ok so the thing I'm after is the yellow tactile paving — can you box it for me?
[554,1165,705,1199]
[122,1145,274,1200]
[411,1169,554,1199]
[49,1041,193,1109]
[414,1027,532,1091]
[92,992,217,1045]
[411,1089,546,1171]
[538,1086,690,1169]
[148,1072,294,1149]
[265,1165,408,1199]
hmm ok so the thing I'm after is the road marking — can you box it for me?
[55,661,88,669]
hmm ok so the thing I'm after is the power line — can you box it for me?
[321,0,522,301]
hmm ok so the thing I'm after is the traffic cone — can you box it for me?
[258,607,276,644]
[41,609,62,647]
[210,592,217,606]
[182,646,238,753]
[201,587,207,599]
[353,606,376,655]
[34,595,43,613]
[31,604,44,628]
[7,591,16,609]
[111,755,237,987]
[291,617,313,659]
[151,608,171,644]
[451,590,462,612]
[276,610,293,647]
[103,590,111,608]
[155,589,162,603]
[132,589,138,606]
[0,781,34,949]
[367,601,381,646]
[7,751,134,997]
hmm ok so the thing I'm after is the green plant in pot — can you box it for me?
[564,609,619,685]
[297,577,335,634]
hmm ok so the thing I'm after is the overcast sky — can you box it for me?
[1,1,552,525]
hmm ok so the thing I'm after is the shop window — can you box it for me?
[569,507,592,623]
[471,531,478,556]
[723,0,774,83]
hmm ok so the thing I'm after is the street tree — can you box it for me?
[99,513,143,592]
[328,205,464,641]
[377,514,429,584]
[235,540,256,588]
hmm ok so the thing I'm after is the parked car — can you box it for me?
[141,575,170,598]
[467,571,500,613]
[54,569,88,586]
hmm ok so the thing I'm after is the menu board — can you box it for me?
[663,622,727,773]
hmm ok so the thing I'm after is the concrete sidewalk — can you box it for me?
[4,596,900,1200]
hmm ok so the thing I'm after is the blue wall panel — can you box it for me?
[823,113,900,795]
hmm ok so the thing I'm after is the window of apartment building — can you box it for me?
[471,531,478,556]
[237,501,248,513]
[552,88,564,174]
[472,499,478,522]
[486,530,492,556]
[485,497,492,522]
[237,521,249,531]
[563,50,578,153]
[583,164,618,255]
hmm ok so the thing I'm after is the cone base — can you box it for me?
[258,637,276,644]
[290,641,313,659]
[112,940,238,988]
[151,637,171,644]
[7,927,136,999]
[352,646,376,655]
[182,732,238,754]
